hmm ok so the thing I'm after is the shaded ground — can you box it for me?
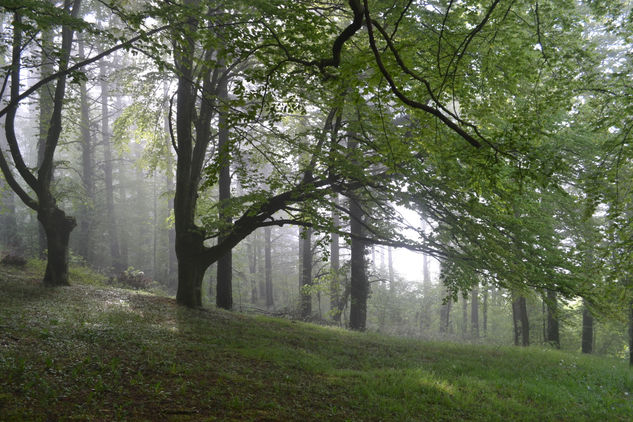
[1,262,632,421]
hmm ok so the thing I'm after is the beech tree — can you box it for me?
[0,2,83,285]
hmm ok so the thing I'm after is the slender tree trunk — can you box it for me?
[471,286,479,339]
[349,196,367,331]
[462,296,468,338]
[482,287,488,337]
[162,84,177,289]
[0,135,19,253]
[77,37,94,264]
[246,236,257,304]
[258,230,265,299]
[264,226,273,309]
[248,235,258,304]
[512,295,530,347]
[330,196,341,322]
[216,70,232,310]
[0,36,19,253]
[420,253,431,331]
[581,300,593,354]
[117,159,129,270]
[37,22,54,260]
[546,289,560,348]
[100,57,122,273]
[166,167,177,288]
[512,297,520,346]
[542,297,547,344]
[0,179,19,252]
[300,227,312,318]
[387,246,395,290]
[440,297,451,334]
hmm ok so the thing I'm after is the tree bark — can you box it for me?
[300,227,313,318]
[387,246,395,290]
[37,19,54,260]
[546,289,560,348]
[482,287,488,337]
[216,69,232,310]
[248,235,258,304]
[0,112,20,253]
[581,300,593,354]
[264,226,273,309]
[419,253,431,332]
[39,207,76,286]
[439,296,451,334]
[164,88,177,290]
[471,286,479,339]
[100,57,123,273]
[175,228,206,307]
[349,196,367,331]
[512,295,530,347]
[258,229,266,299]
[77,37,94,264]
[330,195,341,321]
[462,295,468,338]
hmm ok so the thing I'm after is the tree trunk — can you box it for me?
[471,287,479,339]
[100,57,123,273]
[166,149,177,289]
[581,300,593,354]
[419,253,431,332]
[248,235,258,304]
[37,22,54,260]
[520,297,530,346]
[546,289,560,348]
[300,227,312,318]
[462,295,468,338]
[482,287,488,337]
[330,196,341,322]
[512,295,530,347]
[439,297,451,334]
[77,37,94,264]
[258,230,266,299]
[349,196,367,331]
[163,84,177,290]
[0,39,19,253]
[542,297,547,344]
[0,180,20,252]
[215,65,232,310]
[0,142,20,252]
[387,246,395,290]
[175,228,206,307]
[1,4,81,287]
[264,226,273,309]
[39,207,76,286]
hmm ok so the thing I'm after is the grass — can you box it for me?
[1,262,632,421]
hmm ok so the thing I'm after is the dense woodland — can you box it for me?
[2,0,633,364]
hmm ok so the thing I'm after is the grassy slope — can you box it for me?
[1,263,632,421]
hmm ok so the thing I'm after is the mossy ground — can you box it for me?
[1,261,632,421]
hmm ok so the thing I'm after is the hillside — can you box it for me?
[1,262,632,421]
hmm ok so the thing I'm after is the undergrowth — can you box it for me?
[0,263,632,421]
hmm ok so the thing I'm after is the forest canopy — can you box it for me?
[2,0,633,356]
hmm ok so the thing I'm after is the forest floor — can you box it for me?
[1,261,632,421]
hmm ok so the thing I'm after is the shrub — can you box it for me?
[1,254,27,268]
[116,268,151,290]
